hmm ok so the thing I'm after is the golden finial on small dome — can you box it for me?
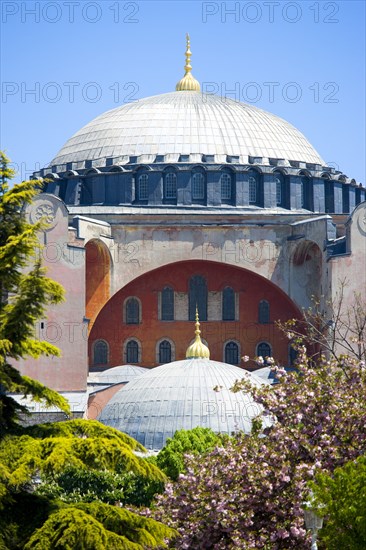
[176,33,201,92]
[186,307,210,359]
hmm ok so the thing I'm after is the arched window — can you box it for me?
[275,173,285,207]
[137,174,148,201]
[93,340,108,365]
[324,179,335,213]
[192,172,205,201]
[126,297,140,324]
[342,185,350,213]
[249,176,257,203]
[80,181,93,205]
[161,286,174,321]
[159,340,172,363]
[257,342,272,360]
[222,287,235,321]
[300,176,313,210]
[189,275,207,321]
[289,344,298,366]
[258,300,270,324]
[164,172,177,200]
[225,341,239,365]
[276,176,282,206]
[300,178,305,208]
[248,172,262,205]
[221,173,232,201]
[126,340,139,364]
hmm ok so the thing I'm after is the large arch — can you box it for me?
[85,239,111,329]
[88,260,303,369]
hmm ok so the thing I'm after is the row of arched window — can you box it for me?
[93,339,273,367]
[76,167,364,212]
[124,287,271,324]
[137,170,362,211]
[135,171,292,208]
[135,170,300,208]
[136,170,237,204]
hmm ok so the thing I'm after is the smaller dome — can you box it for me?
[94,365,149,385]
[98,358,270,450]
[98,317,270,450]
[186,309,210,359]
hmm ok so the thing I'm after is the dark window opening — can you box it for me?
[162,287,174,321]
[222,287,235,321]
[94,340,108,365]
[164,172,177,202]
[221,173,233,203]
[342,185,350,213]
[289,345,298,366]
[126,340,139,363]
[189,275,207,321]
[300,176,314,211]
[257,342,272,361]
[192,172,206,203]
[225,342,239,365]
[249,175,257,204]
[137,174,148,201]
[275,173,287,207]
[126,298,139,324]
[159,340,172,363]
[248,172,263,207]
[324,180,335,213]
[258,300,270,324]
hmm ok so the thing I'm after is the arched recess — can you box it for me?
[88,259,303,369]
[85,239,111,329]
[291,240,323,305]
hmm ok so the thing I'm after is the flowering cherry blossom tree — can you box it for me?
[155,349,366,549]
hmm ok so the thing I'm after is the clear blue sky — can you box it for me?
[1,0,365,183]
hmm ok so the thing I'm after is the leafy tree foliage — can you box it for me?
[155,427,229,480]
[0,419,173,548]
[311,455,366,549]
[0,152,69,435]
[155,351,366,548]
[37,466,165,508]
[24,502,176,549]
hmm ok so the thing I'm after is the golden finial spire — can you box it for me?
[176,33,201,92]
[186,307,210,359]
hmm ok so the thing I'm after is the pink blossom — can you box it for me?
[155,354,366,549]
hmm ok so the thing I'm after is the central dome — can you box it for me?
[50,91,324,168]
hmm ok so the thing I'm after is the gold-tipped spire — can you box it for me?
[176,34,201,92]
[186,307,210,359]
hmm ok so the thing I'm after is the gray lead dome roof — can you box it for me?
[98,357,270,451]
[50,91,324,167]
[94,365,148,385]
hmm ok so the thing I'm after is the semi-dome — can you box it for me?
[50,91,324,168]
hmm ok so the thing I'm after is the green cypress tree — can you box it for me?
[0,152,69,436]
